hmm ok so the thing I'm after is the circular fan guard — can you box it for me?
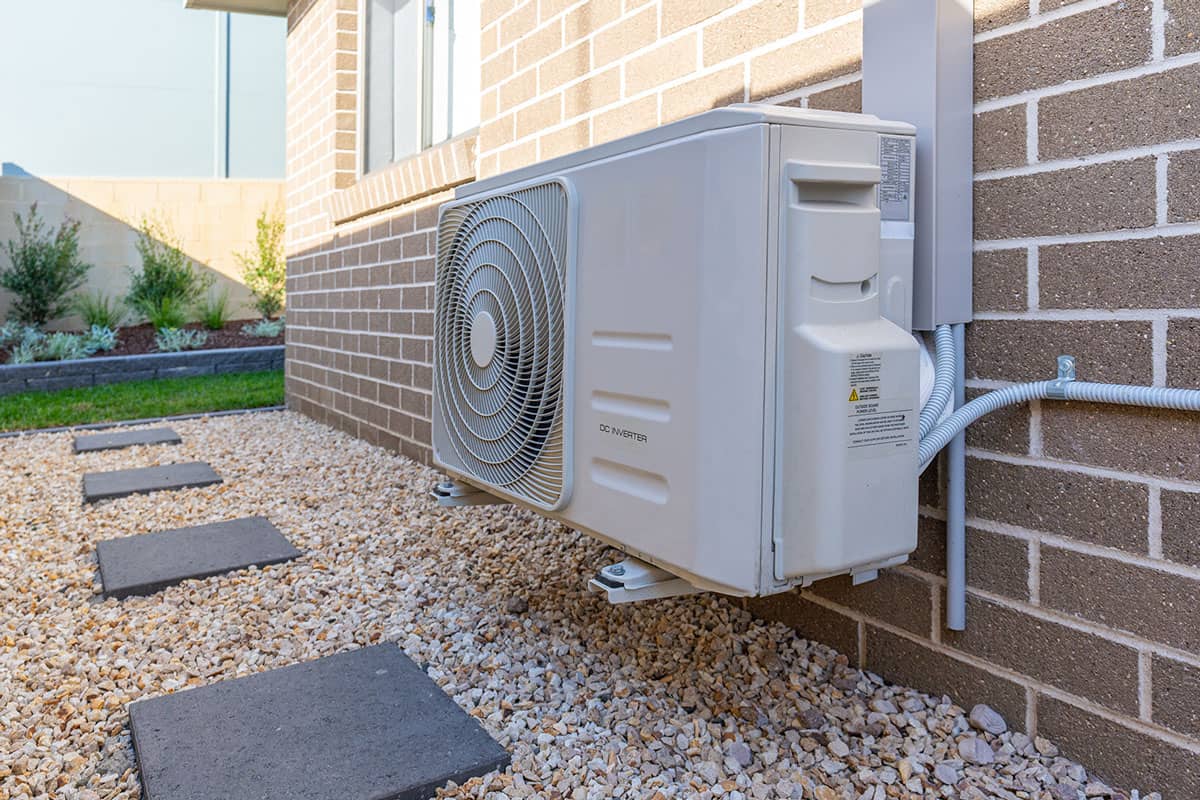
[434,182,570,509]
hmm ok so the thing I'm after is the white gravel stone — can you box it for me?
[0,413,1160,800]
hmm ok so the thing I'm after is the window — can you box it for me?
[364,0,480,174]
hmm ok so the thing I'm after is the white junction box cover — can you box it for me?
[433,104,919,597]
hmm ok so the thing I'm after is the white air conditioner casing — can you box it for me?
[433,104,919,597]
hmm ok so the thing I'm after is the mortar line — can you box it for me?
[1025,101,1039,164]
[1152,316,1168,387]
[976,138,1200,181]
[1148,485,1164,559]
[974,0,1115,43]
[974,221,1200,250]
[1138,651,1154,721]
[973,51,1200,113]
[1156,153,1170,226]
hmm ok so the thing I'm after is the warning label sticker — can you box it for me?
[847,352,913,458]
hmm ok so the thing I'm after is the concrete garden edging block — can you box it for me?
[0,345,284,396]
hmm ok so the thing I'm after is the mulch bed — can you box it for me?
[0,319,284,363]
[102,320,284,357]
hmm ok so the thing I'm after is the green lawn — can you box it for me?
[0,370,284,432]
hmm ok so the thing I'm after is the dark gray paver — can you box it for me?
[129,644,510,800]
[97,516,300,599]
[82,462,222,504]
[74,427,182,454]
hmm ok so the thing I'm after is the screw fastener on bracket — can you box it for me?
[1046,355,1076,400]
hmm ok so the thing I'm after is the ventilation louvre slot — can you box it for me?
[434,181,572,510]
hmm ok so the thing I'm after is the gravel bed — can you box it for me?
[0,412,1157,800]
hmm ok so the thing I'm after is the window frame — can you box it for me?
[357,0,478,180]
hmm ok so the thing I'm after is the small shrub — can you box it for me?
[241,317,284,338]
[126,216,211,319]
[236,208,286,319]
[74,291,127,329]
[43,332,90,361]
[137,296,188,332]
[9,341,40,364]
[6,328,100,364]
[82,325,118,353]
[1,203,92,326]
[0,321,29,349]
[198,288,232,330]
[154,327,208,352]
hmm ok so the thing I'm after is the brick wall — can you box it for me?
[283,0,1200,793]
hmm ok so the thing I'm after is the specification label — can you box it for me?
[879,135,913,222]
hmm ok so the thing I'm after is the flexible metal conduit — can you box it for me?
[918,351,1200,629]
[919,324,955,439]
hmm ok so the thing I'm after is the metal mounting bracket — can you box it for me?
[1046,354,1077,400]
[588,557,702,604]
[431,480,511,507]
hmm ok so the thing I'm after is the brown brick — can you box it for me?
[865,626,1028,729]
[703,0,798,67]
[1038,64,1200,160]
[1037,695,1200,798]
[805,80,861,113]
[498,66,539,111]
[1153,656,1200,739]
[626,33,698,96]
[975,106,1027,171]
[806,570,933,637]
[515,17,562,65]
[1168,148,1200,223]
[562,0,621,42]
[944,596,1140,714]
[910,516,1031,601]
[515,94,563,139]
[1166,0,1200,56]
[540,119,589,160]
[1039,236,1200,310]
[964,319,1152,384]
[661,64,745,123]
[563,67,620,118]
[973,249,1027,312]
[1042,402,1200,482]
[1162,489,1200,567]
[1041,545,1200,652]
[965,457,1149,554]
[975,0,1027,33]
[499,0,537,47]
[593,95,658,145]
[974,158,1156,240]
[975,4,1152,101]
[745,592,860,661]
[805,0,859,27]
[593,6,657,67]
[964,386,1029,455]
[749,19,861,100]
[919,466,940,509]
[538,40,589,93]
[662,0,738,36]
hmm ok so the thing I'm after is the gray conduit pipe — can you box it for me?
[945,324,967,630]
[919,324,956,439]
[919,351,1200,629]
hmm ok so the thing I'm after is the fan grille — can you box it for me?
[434,181,571,509]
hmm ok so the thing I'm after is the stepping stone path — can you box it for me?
[83,461,222,503]
[97,516,301,599]
[128,644,510,800]
[73,427,182,453]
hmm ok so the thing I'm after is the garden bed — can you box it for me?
[0,344,283,396]
[0,318,283,362]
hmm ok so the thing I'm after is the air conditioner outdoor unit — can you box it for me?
[432,104,919,600]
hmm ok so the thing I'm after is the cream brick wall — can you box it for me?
[0,176,284,329]
[476,0,865,176]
